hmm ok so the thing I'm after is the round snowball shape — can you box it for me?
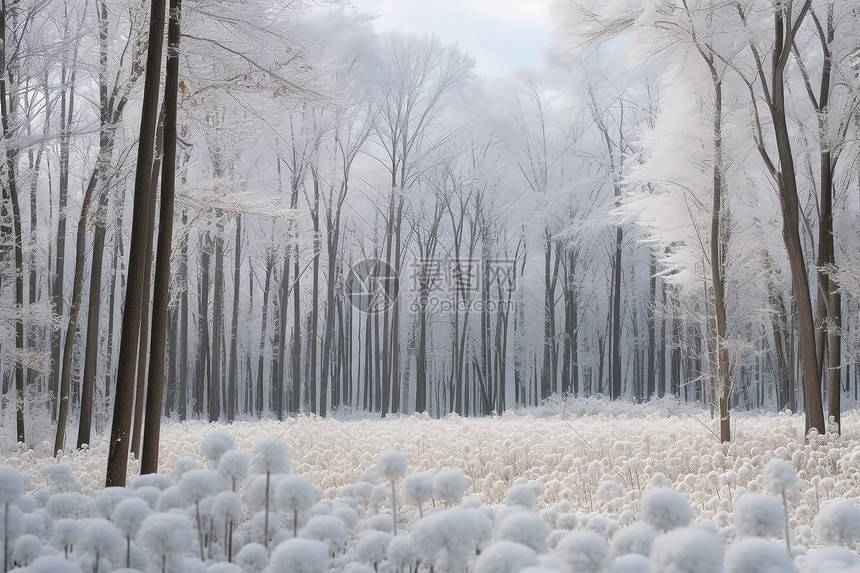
[496,510,549,553]
[609,522,658,558]
[432,469,470,506]
[0,465,27,504]
[799,546,860,573]
[268,538,329,573]
[201,432,235,464]
[235,542,269,572]
[137,512,197,559]
[649,526,723,573]
[376,451,408,482]
[474,540,538,573]
[300,515,347,553]
[111,497,153,538]
[724,537,795,573]
[505,483,538,511]
[734,494,786,538]
[813,498,860,546]
[276,475,320,514]
[354,530,393,567]
[641,488,693,532]
[763,459,800,496]
[252,437,290,475]
[557,530,608,573]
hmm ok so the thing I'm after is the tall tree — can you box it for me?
[106,0,166,487]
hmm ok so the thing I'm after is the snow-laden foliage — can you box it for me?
[733,494,786,538]
[2,408,860,571]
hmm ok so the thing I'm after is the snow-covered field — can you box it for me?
[2,398,860,572]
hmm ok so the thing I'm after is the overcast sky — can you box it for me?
[347,0,553,77]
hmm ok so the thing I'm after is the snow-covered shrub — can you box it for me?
[275,475,320,533]
[267,538,328,573]
[403,471,434,517]
[410,507,491,569]
[597,479,623,502]
[733,494,786,538]
[201,432,235,467]
[473,540,538,573]
[495,510,549,553]
[387,534,418,572]
[77,517,124,573]
[131,485,161,510]
[640,488,693,532]
[609,522,658,558]
[252,437,290,476]
[813,498,860,546]
[798,546,859,573]
[11,533,49,568]
[172,457,201,483]
[763,460,802,496]
[179,468,220,560]
[608,553,651,573]
[299,515,347,555]
[50,518,81,558]
[352,530,392,570]
[723,537,795,573]
[432,469,470,507]
[218,450,251,492]
[111,497,153,568]
[94,486,131,519]
[39,464,81,493]
[557,530,607,573]
[137,512,196,573]
[130,473,173,491]
[234,542,268,573]
[649,526,723,573]
[506,483,538,511]
[376,451,407,534]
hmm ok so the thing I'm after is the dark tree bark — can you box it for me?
[227,214,241,421]
[141,0,181,475]
[106,0,166,487]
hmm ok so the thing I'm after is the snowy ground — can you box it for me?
[2,398,860,572]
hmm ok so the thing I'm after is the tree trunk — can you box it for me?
[228,214,241,421]
[105,0,166,487]
[141,0,181,475]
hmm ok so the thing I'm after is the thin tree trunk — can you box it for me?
[228,214,241,421]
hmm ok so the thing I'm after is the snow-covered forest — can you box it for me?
[2,0,860,570]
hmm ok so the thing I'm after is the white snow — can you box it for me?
[3,405,860,572]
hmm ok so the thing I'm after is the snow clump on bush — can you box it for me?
[473,540,538,573]
[733,493,786,538]
[609,522,658,558]
[505,483,538,511]
[813,498,860,546]
[724,537,795,573]
[649,526,723,573]
[640,487,693,532]
[556,530,607,573]
[375,451,408,482]
[432,469,470,506]
[267,538,329,573]
[252,437,290,475]
[763,459,802,496]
